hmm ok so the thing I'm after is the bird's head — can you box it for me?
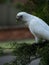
[16,12,28,21]
[16,12,33,27]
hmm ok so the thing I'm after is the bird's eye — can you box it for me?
[20,15,23,18]
[16,15,23,20]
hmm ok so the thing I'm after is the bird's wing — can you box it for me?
[29,19,49,40]
[34,16,49,31]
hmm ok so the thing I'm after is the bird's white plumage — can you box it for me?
[16,12,49,43]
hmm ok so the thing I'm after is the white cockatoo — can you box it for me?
[16,12,49,43]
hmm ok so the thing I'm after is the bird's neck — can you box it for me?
[25,14,33,26]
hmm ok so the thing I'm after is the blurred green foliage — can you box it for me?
[0,0,6,3]
[39,44,49,65]
[15,2,24,11]
[4,42,39,65]
[13,43,37,65]
[0,47,4,56]
[0,0,11,3]
[3,41,49,65]
[0,0,12,4]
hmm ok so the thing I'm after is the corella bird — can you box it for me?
[16,12,49,43]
